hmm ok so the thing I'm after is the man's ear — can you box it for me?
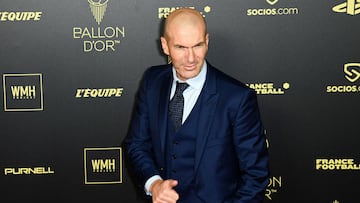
[205,33,210,47]
[160,36,169,55]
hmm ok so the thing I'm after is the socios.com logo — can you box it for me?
[333,0,360,15]
[344,63,360,82]
[266,0,278,5]
[326,63,360,93]
[247,0,299,16]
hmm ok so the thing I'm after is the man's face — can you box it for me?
[161,24,209,81]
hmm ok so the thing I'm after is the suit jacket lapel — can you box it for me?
[157,67,173,155]
[194,65,219,173]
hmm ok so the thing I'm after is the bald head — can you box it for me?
[163,8,207,39]
[160,8,209,80]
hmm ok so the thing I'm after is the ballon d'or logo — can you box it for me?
[266,0,278,5]
[88,0,109,25]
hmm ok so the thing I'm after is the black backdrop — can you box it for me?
[1,0,359,202]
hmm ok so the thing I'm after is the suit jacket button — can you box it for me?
[172,154,177,159]
[172,169,176,173]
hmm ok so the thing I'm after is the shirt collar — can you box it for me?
[172,61,207,90]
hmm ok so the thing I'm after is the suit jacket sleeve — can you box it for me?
[123,68,161,188]
[230,89,269,203]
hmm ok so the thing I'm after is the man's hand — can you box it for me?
[150,179,179,203]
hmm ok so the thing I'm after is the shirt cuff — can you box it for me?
[144,175,163,196]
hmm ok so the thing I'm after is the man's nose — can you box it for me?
[186,48,195,62]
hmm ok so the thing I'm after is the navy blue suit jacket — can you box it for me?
[124,63,269,203]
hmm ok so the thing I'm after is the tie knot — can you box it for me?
[175,82,189,95]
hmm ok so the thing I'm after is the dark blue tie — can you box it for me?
[169,82,189,132]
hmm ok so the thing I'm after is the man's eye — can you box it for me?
[192,44,203,49]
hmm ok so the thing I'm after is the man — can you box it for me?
[123,8,269,203]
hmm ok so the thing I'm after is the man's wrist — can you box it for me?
[144,175,162,196]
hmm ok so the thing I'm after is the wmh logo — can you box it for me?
[84,147,122,184]
[11,85,36,99]
[3,73,44,111]
[91,159,115,172]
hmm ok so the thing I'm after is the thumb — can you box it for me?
[167,179,178,188]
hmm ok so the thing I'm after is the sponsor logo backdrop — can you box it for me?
[1,0,359,202]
